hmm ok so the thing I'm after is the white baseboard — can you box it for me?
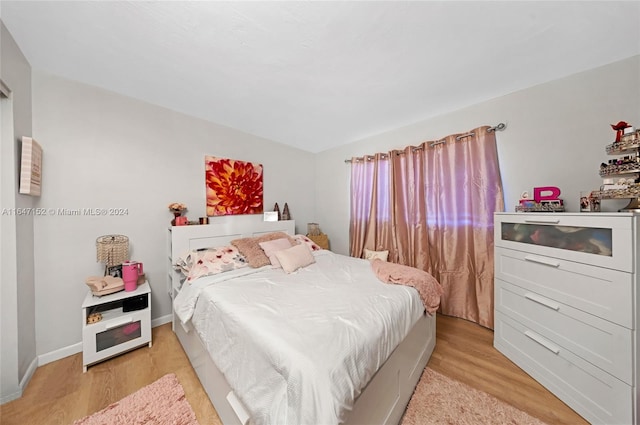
[19,356,38,391]
[152,314,172,328]
[0,388,22,405]
[0,356,38,405]
[38,342,82,366]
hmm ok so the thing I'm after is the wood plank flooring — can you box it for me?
[0,314,587,425]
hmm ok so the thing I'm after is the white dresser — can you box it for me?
[493,212,639,425]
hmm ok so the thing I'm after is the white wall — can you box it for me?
[315,56,640,255]
[0,21,36,403]
[31,71,316,356]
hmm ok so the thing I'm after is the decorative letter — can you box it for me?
[533,186,561,203]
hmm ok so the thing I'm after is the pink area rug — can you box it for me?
[402,368,548,425]
[73,374,199,425]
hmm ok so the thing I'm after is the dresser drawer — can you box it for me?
[494,213,633,272]
[495,247,633,328]
[494,312,633,425]
[496,279,632,384]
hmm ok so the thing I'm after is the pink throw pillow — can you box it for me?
[231,232,296,268]
[259,238,293,268]
[274,243,315,274]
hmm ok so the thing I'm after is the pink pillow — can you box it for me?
[274,243,315,274]
[259,238,293,268]
[231,232,296,268]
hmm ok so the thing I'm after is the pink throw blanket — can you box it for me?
[371,259,444,314]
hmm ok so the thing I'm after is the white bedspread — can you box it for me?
[174,250,425,425]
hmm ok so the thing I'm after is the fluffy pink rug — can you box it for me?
[73,374,199,425]
[402,368,548,425]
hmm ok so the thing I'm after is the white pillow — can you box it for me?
[364,248,389,261]
[259,238,293,268]
[274,243,315,274]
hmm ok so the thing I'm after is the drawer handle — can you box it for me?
[524,330,560,355]
[524,255,560,268]
[524,293,560,311]
[523,219,560,224]
[104,317,133,330]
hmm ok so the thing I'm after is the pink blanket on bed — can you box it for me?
[370,259,444,314]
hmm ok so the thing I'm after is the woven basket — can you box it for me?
[307,233,329,250]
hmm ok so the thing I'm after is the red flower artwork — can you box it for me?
[205,156,264,216]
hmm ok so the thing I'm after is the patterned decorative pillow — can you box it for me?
[231,232,297,268]
[174,252,194,276]
[179,246,248,283]
[363,248,389,262]
[293,234,323,252]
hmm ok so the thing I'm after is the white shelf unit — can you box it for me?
[82,282,152,372]
[493,212,639,425]
[597,131,640,212]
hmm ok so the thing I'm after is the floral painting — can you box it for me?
[205,156,264,216]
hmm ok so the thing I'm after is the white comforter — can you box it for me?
[174,250,425,425]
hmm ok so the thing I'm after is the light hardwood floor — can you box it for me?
[0,314,587,425]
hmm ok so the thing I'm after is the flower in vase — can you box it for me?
[168,202,187,214]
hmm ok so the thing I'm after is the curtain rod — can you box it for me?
[344,123,506,163]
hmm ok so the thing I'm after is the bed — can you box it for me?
[168,217,438,425]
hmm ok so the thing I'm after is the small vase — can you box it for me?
[171,211,181,226]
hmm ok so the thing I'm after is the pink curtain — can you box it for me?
[349,126,504,328]
[349,153,392,258]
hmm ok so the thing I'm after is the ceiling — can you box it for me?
[1,1,639,153]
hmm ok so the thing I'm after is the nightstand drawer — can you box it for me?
[495,247,633,328]
[82,309,151,364]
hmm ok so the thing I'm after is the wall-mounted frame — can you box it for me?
[205,156,264,217]
[19,136,42,196]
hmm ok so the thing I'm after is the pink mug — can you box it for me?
[122,261,143,291]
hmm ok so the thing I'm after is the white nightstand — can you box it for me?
[81,282,152,372]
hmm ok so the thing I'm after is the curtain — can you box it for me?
[349,126,504,328]
[349,153,392,258]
